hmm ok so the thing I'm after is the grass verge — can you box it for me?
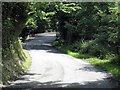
[53,44,120,78]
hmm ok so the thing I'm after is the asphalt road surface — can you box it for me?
[4,32,119,89]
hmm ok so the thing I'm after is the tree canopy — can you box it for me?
[2,2,120,84]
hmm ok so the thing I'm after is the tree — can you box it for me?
[2,2,29,84]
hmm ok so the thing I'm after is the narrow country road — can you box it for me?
[4,32,118,89]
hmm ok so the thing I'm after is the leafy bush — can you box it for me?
[2,2,31,84]
[67,40,110,59]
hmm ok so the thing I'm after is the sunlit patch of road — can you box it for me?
[5,32,118,89]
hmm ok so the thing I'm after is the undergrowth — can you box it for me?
[52,41,120,78]
[2,49,31,85]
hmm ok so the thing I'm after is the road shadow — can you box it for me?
[24,44,62,54]
[16,72,42,81]
[22,34,63,54]
[2,67,119,89]
[76,64,104,73]
[3,78,119,89]
[17,33,119,89]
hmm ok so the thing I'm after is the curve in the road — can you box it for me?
[4,32,119,89]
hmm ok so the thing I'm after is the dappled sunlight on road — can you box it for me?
[5,32,117,89]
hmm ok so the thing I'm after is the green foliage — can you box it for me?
[2,2,31,84]
[20,17,38,38]
[53,2,119,65]
[54,44,120,78]
[2,2,120,84]
[2,50,31,84]
[20,2,53,39]
[18,2,120,65]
